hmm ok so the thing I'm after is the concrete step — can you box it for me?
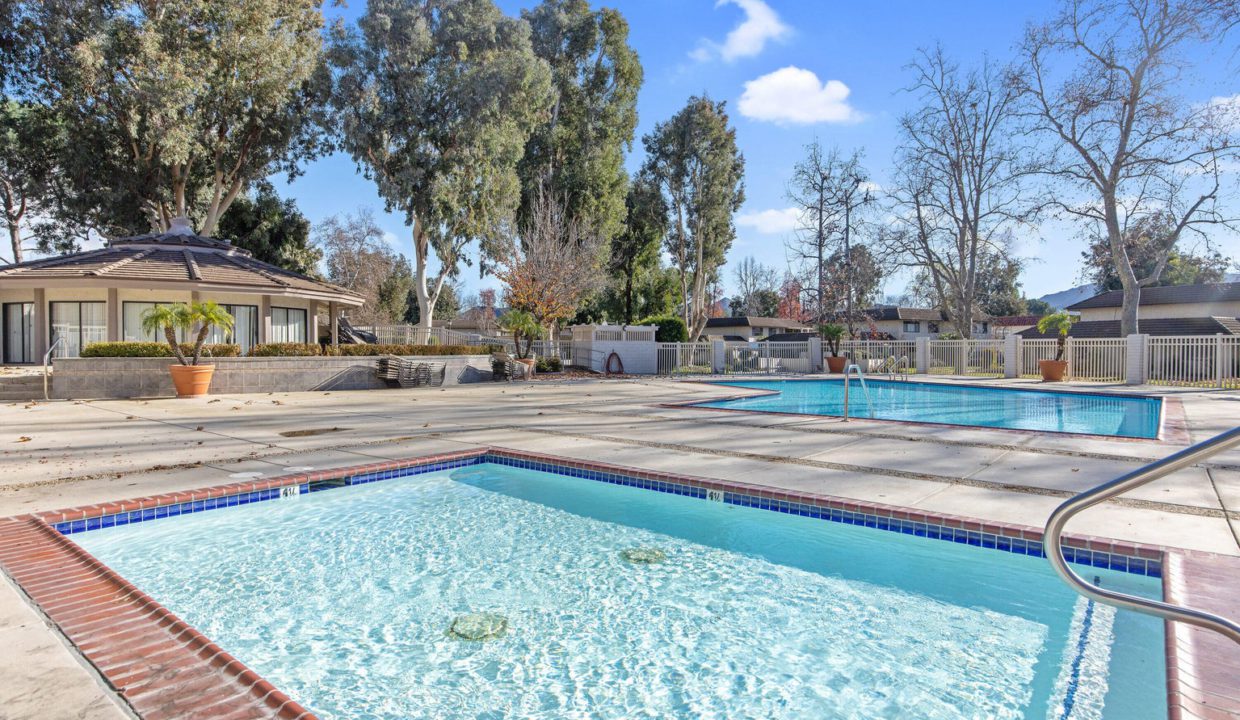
[0,376,46,402]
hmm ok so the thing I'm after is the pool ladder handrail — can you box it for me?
[883,355,910,381]
[841,363,872,421]
[1044,426,1240,645]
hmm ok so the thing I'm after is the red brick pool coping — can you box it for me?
[0,446,1234,719]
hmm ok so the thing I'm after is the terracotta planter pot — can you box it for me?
[826,356,847,373]
[1038,359,1068,382]
[169,364,216,397]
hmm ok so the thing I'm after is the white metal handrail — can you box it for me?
[1044,426,1240,644]
[42,336,63,400]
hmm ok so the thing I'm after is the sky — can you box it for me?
[280,0,1240,305]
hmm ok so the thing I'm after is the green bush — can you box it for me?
[249,343,322,357]
[637,315,688,343]
[81,342,240,358]
[535,356,563,373]
[329,343,501,357]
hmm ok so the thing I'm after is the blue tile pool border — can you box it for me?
[47,448,1164,578]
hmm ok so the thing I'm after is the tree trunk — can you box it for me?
[624,271,634,324]
[6,222,21,264]
[1104,199,1141,336]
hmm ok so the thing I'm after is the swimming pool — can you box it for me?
[695,379,1163,438]
[72,458,1167,719]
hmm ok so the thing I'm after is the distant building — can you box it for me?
[860,307,991,340]
[702,316,814,342]
[1019,282,1240,339]
[991,315,1042,339]
[446,306,506,338]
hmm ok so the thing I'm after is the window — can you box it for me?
[927,321,940,334]
[271,307,307,343]
[123,302,186,344]
[973,321,990,335]
[207,305,258,353]
[50,301,106,358]
[902,321,920,333]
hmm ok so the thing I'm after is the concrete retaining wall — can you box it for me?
[51,355,494,399]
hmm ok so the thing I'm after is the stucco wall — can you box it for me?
[51,355,494,399]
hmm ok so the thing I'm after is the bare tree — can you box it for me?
[494,190,604,337]
[880,47,1036,339]
[785,143,874,334]
[731,256,780,316]
[315,209,410,325]
[1013,0,1239,334]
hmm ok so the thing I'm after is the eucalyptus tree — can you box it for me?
[642,96,745,340]
[608,173,667,323]
[29,0,329,235]
[519,0,642,245]
[881,47,1035,339]
[0,101,61,264]
[329,0,552,333]
[1014,0,1239,335]
[785,143,874,334]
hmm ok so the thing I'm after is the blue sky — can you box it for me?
[283,0,1240,304]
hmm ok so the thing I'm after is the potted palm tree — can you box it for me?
[500,309,542,375]
[141,301,235,397]
[819,323,847,373]
[1036,311,1073,382]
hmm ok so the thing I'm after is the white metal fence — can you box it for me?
[928,339,1005,377]
[1147,335,1240,389]
[840,340,916,370]
[657,342,712,374]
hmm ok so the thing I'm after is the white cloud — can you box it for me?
[1206,93,1240,130]
[738,66,864,125]
[736,207,801,234]
[691,0,791,63]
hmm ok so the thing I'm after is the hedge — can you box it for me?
[328,343,500,357]
[636,315,688,343]
[81,342,241,358]
[249,343,321,357]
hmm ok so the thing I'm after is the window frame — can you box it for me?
[49,301,107,358]
[271,306,308,344]
[902,320,920,333]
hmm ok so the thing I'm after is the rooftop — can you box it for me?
[704,316,813,329]
[0,218,364,306]
[1018,316,1240,339]
[1068,282,1240,310]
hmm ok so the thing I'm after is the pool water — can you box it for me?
[697,379,1163,438]
[74,463,1167,719]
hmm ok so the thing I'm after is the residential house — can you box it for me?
[0,218,364,362]
[1019,282,1240,339]
[702,316,814,342]
[860,307,991,340]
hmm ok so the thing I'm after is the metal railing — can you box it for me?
[1044,427,1240,644]
[42,336,63,400]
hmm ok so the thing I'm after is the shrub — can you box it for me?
[81,342,240,358]
[535,356,563,373]
[637,315,688,343]
[250,343,322,357]
[329,343,501,357]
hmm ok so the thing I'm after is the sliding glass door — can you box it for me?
[3,303,33,364]
[50,302,106,358]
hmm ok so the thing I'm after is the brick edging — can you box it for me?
[3,446,1233,719]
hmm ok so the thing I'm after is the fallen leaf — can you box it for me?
[16,436,31,443]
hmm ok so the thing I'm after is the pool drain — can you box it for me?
[449,613,508,641]
[620,547,667,564]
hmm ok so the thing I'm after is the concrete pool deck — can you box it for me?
[1,374,1238,719]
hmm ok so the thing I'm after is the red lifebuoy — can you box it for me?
[605,352,624,375]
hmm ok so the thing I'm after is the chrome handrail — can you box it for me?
[42,336,63,401]
[1044,426,1240,644]
[841,363,868,421]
